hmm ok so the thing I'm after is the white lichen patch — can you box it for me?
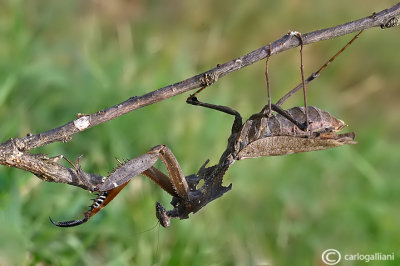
[73,116,90,131]
[289,30,301,36]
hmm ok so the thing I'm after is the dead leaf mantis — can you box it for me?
[50,30,362,227]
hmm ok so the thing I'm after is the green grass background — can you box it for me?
[1,0,400,265]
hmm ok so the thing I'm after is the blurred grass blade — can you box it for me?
[0,75,17,107]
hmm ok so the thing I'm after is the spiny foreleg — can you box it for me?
[50,145,190,227]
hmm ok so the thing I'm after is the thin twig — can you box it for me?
[0,3,399,189]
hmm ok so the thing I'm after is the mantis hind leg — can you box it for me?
[261,40,307,131]
[294,32,310,131]
[276,30,364,106]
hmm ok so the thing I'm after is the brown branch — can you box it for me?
[0,3,399,189]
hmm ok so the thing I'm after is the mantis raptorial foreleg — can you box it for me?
[50,145,190,227]
[99,145,189,200]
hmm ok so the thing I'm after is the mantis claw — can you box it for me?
[49,216,88,227]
